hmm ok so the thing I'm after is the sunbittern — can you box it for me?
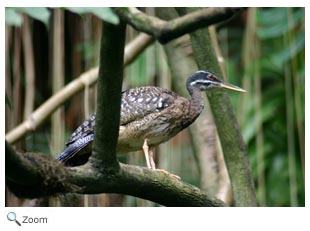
[56,70,246,178]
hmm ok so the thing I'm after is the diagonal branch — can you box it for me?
[114,7,242,44]
[5,33,154,145]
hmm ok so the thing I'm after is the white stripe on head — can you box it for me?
[190,79,213,86]
[196,70,208,74]
[195,70,215,75]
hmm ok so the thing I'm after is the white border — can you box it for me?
[1,1,309,231]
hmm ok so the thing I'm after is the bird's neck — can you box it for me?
[189,88,204,116]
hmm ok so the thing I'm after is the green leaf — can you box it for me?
[259,31,305,71]
[256,8,304,39]
[5,8,23,26]
[16,7,51,27]
[67,7,119,25]
[271,31,305,65]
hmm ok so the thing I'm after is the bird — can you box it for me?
[56,70,246,178]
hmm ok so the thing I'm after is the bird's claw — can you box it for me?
[155,169,181,180]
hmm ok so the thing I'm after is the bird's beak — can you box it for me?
[220,82,247,92]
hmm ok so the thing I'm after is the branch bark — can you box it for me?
[90,20,126,170]
[5,141,226,206]
[114,7,241,44]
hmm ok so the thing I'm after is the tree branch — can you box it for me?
[176,7,257,206]
[114,7,241,44]
[6,141,39,185]
[90,20,126,170]
[71,163,226,206]
[5,141,79,198]
[5,141,226,206]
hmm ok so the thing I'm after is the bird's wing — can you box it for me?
[58,86,176,159]
[64,87,177,144]
[56,133,94,162]
[120,86,177,125]
[65,112,96,146]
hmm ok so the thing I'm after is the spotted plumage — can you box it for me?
[56,70,246,175]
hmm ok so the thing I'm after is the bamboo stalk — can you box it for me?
[284,10,298,206]
[252,9,266,206]
[12,28,22,129]
[22,14,35,120]
[51,9,65,155]
[287,8,304,180]
[5,25,13,131]
[49,8,65,207]
[284,65,298,206]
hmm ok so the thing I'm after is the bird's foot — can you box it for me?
[155,169,181,180]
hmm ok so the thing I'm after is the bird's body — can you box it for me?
[118,86,203,153]
[56,70,246,176]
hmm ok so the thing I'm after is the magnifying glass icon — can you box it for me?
[7,212,21,226]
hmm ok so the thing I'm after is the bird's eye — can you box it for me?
[208,74,214,80]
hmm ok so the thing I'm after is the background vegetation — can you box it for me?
[5,7,304,206]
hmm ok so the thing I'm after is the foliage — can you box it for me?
[67,7,119,25]
[5,7,50,27]
[5,7,119,27]
[219,7,304,206]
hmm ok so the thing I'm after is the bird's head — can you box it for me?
[186,70,246,94]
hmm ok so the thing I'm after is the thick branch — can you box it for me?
[71,163,226,206]
[114,7,241,44]
[5,141,39,185]
[90,21,126,170]
[5,141,79,198]
[5,33,154,144]
[176,8,257,206]
[5,142,226,206]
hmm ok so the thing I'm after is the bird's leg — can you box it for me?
[142,139,152,169]
[143,139,180,180]
[148,147,156,170]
